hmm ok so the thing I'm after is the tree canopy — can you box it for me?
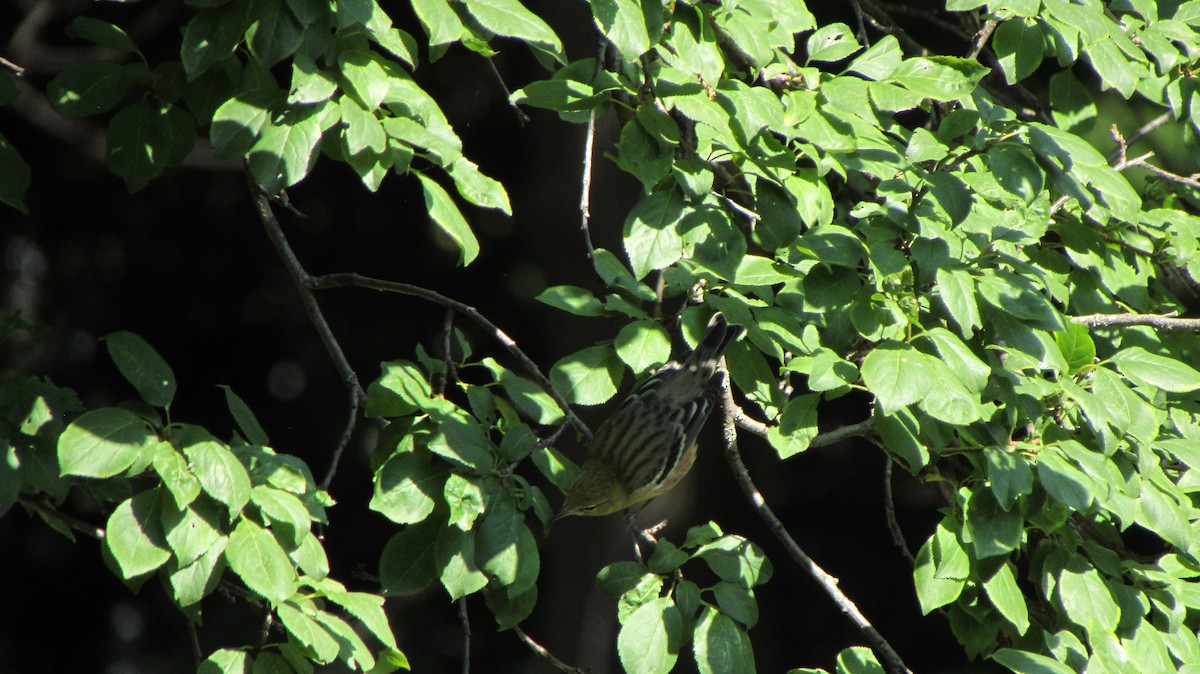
[4,0,1200,673]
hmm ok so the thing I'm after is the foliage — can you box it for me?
[6,0,1200,672]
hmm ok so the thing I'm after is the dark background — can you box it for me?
[1,0,988,671]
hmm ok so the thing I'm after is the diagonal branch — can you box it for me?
[248,180,365,491]
[1071,312,1200,331]
[513,625,588,674]
[309,272,593,443]
[719,384,912,674]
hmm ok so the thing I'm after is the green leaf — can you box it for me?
[549,345,623,406]
[892,57,978,101]
[615,320,672,373]
[448,157,511,214]
[210,88,278,159]
[162,496,224,567]
[107,101,197,192]
[371,452,444,525]
[66,17,140,54]
[58,408,152,478]
[428,410,496,472]
[624,191,686,279]
[767,394,819,459]
[694,606,755,674]
[436,525,489,600]
[417,172,479,266]
[0,133,31,214]
[983,561,1030,635]
[277,602,340,664]
[712,581,759,629]
[226,517,298,604]
[1058,565,1120,637]
[695,536,772,588]
[411,0,465,45]
[976,270,1064,331]
[443,473,485,530]
[592,0,651,63]
[247,104,322,194]
[848,35,901,80]
[536,285,605,316]
[245,0,303,68]
[182,1,251,79]
[198,649,250,674]
[486,585,538,630]
[104,331,177,407]
[250,484,310,545]
[861,342,935,414]
[105,489,172,578]
[1111,347,1200,393]
[964,489,1022,558]
[366,360,434,417]
[993,19,1044,84]
[913,534,964,614]
[1054,323,1096,375]
[220,385,270,446]
[597,561,653,597]
[936,267,981,336]
[380,518,440,596]
[170,539,227,607]
[618,597,683,674]
[480,358,565,425]
[836,647,885,674]
[990,648,1076,674]
[807,23,861,63]
[179,428,252,517]
[48,62,149,118]
[462,0,564,57]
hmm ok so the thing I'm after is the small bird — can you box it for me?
[556,312,744,520]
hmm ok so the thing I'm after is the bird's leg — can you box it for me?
[623,507,667,562]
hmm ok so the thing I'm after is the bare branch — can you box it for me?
[513,626,589,674]
[458,598,471,674]
[720,384,912,674]
[309,272,593,443]
[811,418,876,449]
[966,19,998,60]
[578,40,608,261]
[1111,123,1200,189]
[249,181,365,492]
[18,496,105,539]
[485,58,529,126]
[1071,312,1200,331]
[883,459,915,565]
[1107,112,1171,163]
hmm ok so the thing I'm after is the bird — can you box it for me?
[555,312,743,520]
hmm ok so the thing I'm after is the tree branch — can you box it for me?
[248,180,365,491]
[1071,312,1200,331]
[458,597,471,674]
[18,495,104,539]
[1111,123,1200,189]
[513,625,588,674]
[719,385,912,674]
[578,39,607,261]
[309,272,593,442]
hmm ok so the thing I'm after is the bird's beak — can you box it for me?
[545,506,571,534]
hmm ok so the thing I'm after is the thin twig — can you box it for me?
[718,194,761,222]
[811,418,877,449]
[1071,312,1200,331]
[578,39,607,260]
[1106,112,1170,163]
[719,384,912,674]
[310,272,593,443]
[458,598,471,674]
[0,57,26,76]
[513,625,588,674]
[187,621,202,667]
[18,496,104,539]
[433,309,458,397]
[883,459,915,565]
[249,180,365,491]
[966,19,998,60]
[485,58,529,126]
[1110,123,1200,188]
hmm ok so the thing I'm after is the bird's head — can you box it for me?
[554,459,632,521]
